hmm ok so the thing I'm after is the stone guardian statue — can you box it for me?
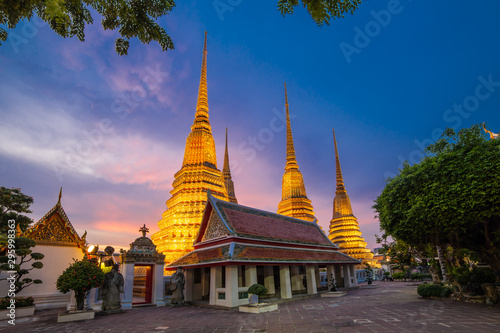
[170,267,185,305]
[100,264,125,313]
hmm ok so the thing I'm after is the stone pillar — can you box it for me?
[245,265,257,287]
[264,266,276,294]
[154,264,166,306]
[279,266,292,299]
[121,262,135,310]
[184,269,194,302]
[209,266,222,306]
[225,265,239,307]
[343,265,357,288]
[306,266,317,295]
[350,265,358,287]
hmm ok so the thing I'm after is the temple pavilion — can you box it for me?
[167,192,360,307]
[152,32,375,273]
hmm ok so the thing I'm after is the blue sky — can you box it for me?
[1,0,500,251]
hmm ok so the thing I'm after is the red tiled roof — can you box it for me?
[216,201,333,246]
[235,246,356,262]
[169,247,226,267]
[167,243,359,268]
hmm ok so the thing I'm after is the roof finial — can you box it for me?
[139,224,149,238]
[333,129,345,191]
[284,83,298,170]
[57,187,62,206]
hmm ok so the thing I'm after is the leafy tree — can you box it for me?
[56,257,105,310]
[374,124,500,279]
[0,0,175,55]
[0,187,34,235]
[0,236,44,297]
[278,0,362,25]
[1,0,363,55]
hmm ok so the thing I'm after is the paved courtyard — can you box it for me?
[1,282,499,333]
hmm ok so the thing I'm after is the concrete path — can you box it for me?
[1,282,499,332]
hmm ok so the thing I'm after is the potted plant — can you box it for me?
[364,263,374,285]
[240,284,277,313]
[56,258,105,311]
[321,273,346,297]
[0,296,35,320]
[247,283,268,304]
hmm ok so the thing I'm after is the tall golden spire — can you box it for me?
[193,31,209,130]
[223,128,238,203]
[152,33,229,269]
[329,129,374,265]
[277,83,316,222]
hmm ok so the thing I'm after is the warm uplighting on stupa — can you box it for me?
[277,83,316,222]
[151,33,232,269]
[328,130,376,267]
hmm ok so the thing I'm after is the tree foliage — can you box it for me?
[374,124,500,276]
[0,0,175,55]
[56,258,105,309]
[278,0,362,25]
[1,1,363,55]
[0,236,44,296]
[0,187,34,235]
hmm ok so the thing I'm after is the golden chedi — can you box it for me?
[328,130,375,265]
[277,83,316,222]
[152,33,232,267]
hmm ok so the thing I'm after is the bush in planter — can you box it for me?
[0,296,34,309]
[364,263,374,284]
[56,258,105,311]
[392,272,405,280]
[248,283,268,296]
[248,283,268,303]
[417,283,453,298]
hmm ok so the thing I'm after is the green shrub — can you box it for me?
[392,272,405,280]
[411,273,423,281]
[248,284,268,296]
[0,296,34,309]
[473,268,496,285]
[417,283,453,298]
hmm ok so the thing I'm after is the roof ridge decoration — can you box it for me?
[23,188,86,249]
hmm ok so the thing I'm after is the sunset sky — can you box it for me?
[1,0,500,252]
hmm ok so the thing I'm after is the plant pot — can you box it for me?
[57,310,95,323]
[0,306,35,321]
[239,303,278,313]
[321,291,347,298]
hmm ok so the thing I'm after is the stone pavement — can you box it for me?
[1,282,499,333]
